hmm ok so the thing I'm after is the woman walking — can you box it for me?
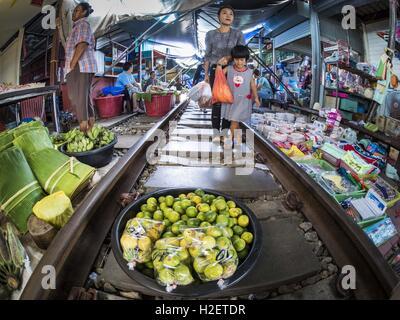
[65,2,97,132]
[204,5,245,142]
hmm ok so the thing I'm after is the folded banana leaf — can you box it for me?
[27,148,95,199]
[11,121,47,139]
[13,127,53,158]
[0,131,14,153]
[0,146,45,233]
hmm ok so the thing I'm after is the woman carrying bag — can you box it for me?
[204,5,245,143]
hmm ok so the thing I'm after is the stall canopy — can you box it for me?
[60,0,295,66]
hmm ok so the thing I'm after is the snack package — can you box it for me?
[152,237,194,292]
[120,218,165,268]
[182,227,239,288]
[318,171,360,195]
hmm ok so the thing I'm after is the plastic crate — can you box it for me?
[340,99,358,112]
[94,94,123,119]
[145,94,173,117]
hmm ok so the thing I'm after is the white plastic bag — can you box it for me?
[188,81,212,103]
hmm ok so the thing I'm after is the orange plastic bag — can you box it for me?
[212,67,234,104]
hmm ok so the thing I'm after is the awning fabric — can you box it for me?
[59,0,305,65]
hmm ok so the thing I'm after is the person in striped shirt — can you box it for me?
[65,2,97,132]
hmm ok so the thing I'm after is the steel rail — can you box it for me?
[21,100,189,300]
[244,122,399,299]
[20,100,398,299]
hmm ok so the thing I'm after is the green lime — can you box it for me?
[221,227,234,238]
[187,218,201,228]
[197,203,210,213]
[158,268,175,285]
[214,199,227,211]
[153,210,164,221]
[158,196,166,203]
[180,199,192,210]
[163,219,171,227]
[197,212,206,221]
[192,195,202,205]
[140,204,148,212]
[189,246,201,258]
[200,221,211,228]
[193,257,208,274]
[207,226,222,238]
[136,212,145,218]
[165,195,174,207]
[205,211,217,223]
[162,231,174,238]
[216,215,229,227]
[195,189,205,197]
[238,215,249,227]
[233,238,246,252]
[174,264,193,285]
[173,202,184,214]
[237,246,250,260]
[186,206,198,218]
[181,214,189,221]
[226,200,236,208]
[204,263,223,280]
[228,218,236,228]
[233,225,244,236]
[202,236,216,249]
[241,231,254,244]
[179,193,187,200]
[147,197,157,205]
[168,211,180,223]
[216,236,231,250]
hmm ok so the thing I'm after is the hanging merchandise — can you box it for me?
[212,68,234,104]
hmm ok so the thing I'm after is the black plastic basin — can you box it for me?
[111,188,262,298]
[61,137,117,168]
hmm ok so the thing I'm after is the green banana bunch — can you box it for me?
[64,125,114,153]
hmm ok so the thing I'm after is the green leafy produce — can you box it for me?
[0,223,27,293]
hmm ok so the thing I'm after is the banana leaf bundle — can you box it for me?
[0,146,45,233]
[13,127,53,158]
[10,121,47,139]
[0,131,14,153]
[27,148,95,199]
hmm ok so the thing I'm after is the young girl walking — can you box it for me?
[218,45,260,145]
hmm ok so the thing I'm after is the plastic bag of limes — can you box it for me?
[120,217,165,267]
[152,237,194,291]
[182,227,239,284]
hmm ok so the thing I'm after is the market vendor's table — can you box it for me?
[0,86,60,132]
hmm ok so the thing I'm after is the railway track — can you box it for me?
[21,98,399,300]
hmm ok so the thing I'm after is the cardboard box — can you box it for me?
[385,117,400,138]
[376,115,386,132]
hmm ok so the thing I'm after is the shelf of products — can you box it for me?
[325,87,375,102]
[326,62,378,82]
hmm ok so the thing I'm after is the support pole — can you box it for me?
[388,0,398,50]
[139,42,143,85]
[310,5,322,108]
[272,38,276,85]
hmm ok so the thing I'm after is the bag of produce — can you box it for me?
[152,237,194,291]
[182,227,239,286]
[32,191,74,228]
[120,218,165,267]
[212,67,234,104]
[0,146,45,233]
[188,81,212,107]
[27,148,95,199]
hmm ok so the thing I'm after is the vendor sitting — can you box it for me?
[143,71,160,92]
[116,62,144,113]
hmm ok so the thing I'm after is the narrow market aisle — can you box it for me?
[96,103,333,299]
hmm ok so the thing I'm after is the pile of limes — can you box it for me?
[120,189,254,287]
